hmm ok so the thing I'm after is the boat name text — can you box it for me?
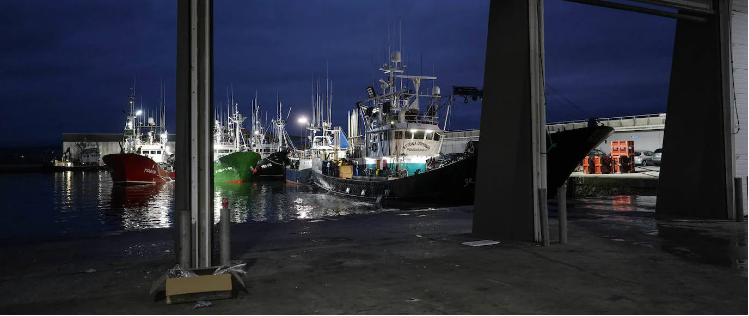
[402,141,431,152]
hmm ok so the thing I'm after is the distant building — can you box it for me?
[61,133,176,165]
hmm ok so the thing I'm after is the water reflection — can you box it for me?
[576,195,656,213]
[107,182,174,230]
[213,181,389,224]
[1,171,397,240]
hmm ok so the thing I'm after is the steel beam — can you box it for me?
[564,0,709,22]
[176,0,213,269]
[627,0,714,14]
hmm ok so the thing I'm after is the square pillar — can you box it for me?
[472,0,546,242]
[657,0,735,219]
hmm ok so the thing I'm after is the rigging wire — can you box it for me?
[546,84,590,118]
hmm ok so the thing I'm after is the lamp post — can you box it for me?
[298,116,308,149]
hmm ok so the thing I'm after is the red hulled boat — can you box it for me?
[103,153,172,184]
[103,84,174,185]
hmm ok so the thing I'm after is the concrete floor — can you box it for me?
[0,197,745,314]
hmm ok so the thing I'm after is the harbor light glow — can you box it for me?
[410,129,417,133]
[298,116,308,124]
[254,130,259,135]
[135,110,142,116]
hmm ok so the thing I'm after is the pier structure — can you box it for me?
[474,0,746,242]
[441,113,668,156]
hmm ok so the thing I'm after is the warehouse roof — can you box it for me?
[62,133,176,142]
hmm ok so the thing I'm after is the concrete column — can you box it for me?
[472,0,545,242]
[175,0,214,269]
[657,0,735,219]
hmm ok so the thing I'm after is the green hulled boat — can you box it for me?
[214,151,261,183]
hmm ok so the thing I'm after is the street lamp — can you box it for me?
[298,116,308,149]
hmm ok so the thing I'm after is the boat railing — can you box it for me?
[405,114,440,125]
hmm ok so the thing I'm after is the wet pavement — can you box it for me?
[550,196,748,275]
[0,194,745,314]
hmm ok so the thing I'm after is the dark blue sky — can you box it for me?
[0,0,675,147]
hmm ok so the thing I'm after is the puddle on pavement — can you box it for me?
[568,195,747,275]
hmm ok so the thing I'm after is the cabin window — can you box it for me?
[405,130,413,139]
[414,131,425,140]
[433,133,441,141]
[156,151,161,154]
[395,131,403,139]
[382,132,388,141]
[425,133,433,140]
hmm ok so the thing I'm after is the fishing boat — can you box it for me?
[248,94,282,160]
[286,74,349,185]
[311,46,480,205]
[212,88,261,183]
[103,84,173,185]
[45,141,106,171]
[310,46,613,206]
[253,97,296,179]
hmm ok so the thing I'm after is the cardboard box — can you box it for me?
[165,273,232,304]
[339,165,353,179]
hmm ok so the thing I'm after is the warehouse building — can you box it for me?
[61,133,176,165]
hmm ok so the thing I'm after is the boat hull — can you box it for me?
[254,151,289,180]
[312,125,614,206]
[214,151,261,183]
[312,155,478,206]
[103,153,172,185]
[546,125,614,196]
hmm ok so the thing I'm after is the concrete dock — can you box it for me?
[569,166,660,197]
[0,196,745,314]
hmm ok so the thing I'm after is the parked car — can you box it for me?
[588,148,607,157]
[634,151,654,166]
[653,148,662,165]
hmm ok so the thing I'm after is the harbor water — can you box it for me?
[0,170,394,243]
